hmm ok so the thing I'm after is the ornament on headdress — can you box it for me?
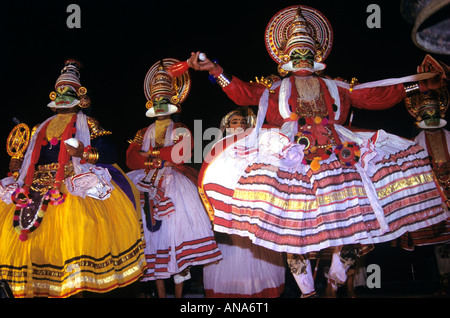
[78,86,87,96]
[265,5,333,75]
[77,86,91,108]
[405,87,449,129]
[144,58,191,118]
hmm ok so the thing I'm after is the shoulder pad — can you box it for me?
[128,127,147,145]
[87,117,113,139]
[250,75,281,92]
[31,124,40,137]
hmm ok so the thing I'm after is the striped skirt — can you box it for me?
[392,219,450,250]
[201,127,449,255]
[129,167,222,281]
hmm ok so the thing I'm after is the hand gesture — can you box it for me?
[187,51,216,72]
[9,158,23,175]
[66,140,85,158]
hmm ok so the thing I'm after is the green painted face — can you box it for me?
[422,107,441,127]
[290,49,315,69]
[153,97,170,115]
[55,86,78,107]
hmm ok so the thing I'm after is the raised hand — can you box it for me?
[187,51,216,72]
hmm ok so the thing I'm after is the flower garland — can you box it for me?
[11,114,76,241]
[12,190,46,241]
[293,116,361,171]
[294,115,334,171]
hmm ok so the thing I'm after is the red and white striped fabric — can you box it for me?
[392,129,450,250]
[201,125,449,255]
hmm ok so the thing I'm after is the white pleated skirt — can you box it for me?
[203,233,285,297]
[129,167,222,281]
[202,126,449,255]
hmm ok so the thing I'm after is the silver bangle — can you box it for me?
[404,82,420,97]
[216,73,231,88]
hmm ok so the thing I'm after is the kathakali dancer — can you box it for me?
[202,108,286,298]
[397,76,450,294]
[126,59,222,298]
[0,60,146,298]
[191,5,449,296]
[395,75,450,250]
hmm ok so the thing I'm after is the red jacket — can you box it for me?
[222,75,406,127]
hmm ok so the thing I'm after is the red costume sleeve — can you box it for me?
[126,124,194,170]
[222,76,266,106]
[219,74,407,129]
[126,141,146,170]
[222,76,286,127]
[347,83,407,110]
[225,76,406,111]
[159,124,193,165]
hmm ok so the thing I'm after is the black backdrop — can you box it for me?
[1,0,449,174]
[1,0,450,296]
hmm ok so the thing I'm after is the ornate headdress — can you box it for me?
[405,87,449,129]
[265,5,333,75]
[48,59,90,109]
[406,55,449,129]
[143,58,191,118]
[284,8,317,58]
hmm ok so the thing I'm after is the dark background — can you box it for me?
[1,0,449,173]
[1,0,449,295]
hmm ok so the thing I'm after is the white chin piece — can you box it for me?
[145,104,178,118]
[47,99,81,109]
[281,61,326,73]
[418,119,447,129]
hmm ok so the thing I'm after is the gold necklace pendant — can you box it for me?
[155,118,171,147]
[46,114,76,142]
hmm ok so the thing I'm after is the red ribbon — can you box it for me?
[24,114,77,189]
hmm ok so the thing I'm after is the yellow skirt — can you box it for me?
[0,178,146,298]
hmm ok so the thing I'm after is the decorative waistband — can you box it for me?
[32,162,74,192]
[35,162,74,172]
